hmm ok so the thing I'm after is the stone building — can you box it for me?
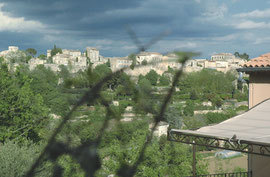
[62,49,81,57]
[182,53,247,73]
[52,49,87,67]
[47,50,51,58]
[136,52,163,64]
[211,53,236,61]
[28,58,46,70]
[86,47,99,62]
[52,53,70,65]
[0,46,19,57]
[109,57,132,72]
[8,46,19,52]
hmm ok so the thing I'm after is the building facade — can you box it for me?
[86,47,99,63]
[238,52,270,177]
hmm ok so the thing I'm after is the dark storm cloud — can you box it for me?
[1,0,143,29]
[0,0,244,57]
[0,0,209,36]
[0,31,47,53]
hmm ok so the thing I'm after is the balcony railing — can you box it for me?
[186,171,252,177]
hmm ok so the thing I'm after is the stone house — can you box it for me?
[136,52,163,64]
[86,47,99,62]
[28,58,46,70]
[0,46,19,57]
[211,53,236,61]
[109,57,132,72]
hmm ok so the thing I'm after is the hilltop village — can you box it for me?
[0,46,247,75]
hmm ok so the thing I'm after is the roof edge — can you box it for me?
[237,67,270,73]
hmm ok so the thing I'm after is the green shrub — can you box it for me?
[0,140,51,177]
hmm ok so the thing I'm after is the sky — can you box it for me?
[1,0,270,58]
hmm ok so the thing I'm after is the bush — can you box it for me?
[0,140,51,177]
[204,110,236,125]
[183,101,194,116]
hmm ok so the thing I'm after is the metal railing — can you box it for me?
[186,171,252,177]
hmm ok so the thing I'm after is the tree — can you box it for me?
[159,74,170,86]
[241,53,249,60]
[212,95,223,108]
[145,69,159,86]
[0,63,49,142]
[26,48,37,57]
[0,140,52,177]
[38,54,47,60]
[114,72,135,96]
[190,89,198,100]
[142,59,147,65]
[136,78,157,114]
[58,65,71,80]
[93,64,112,83]
[183,101,194,116]
[234,52,240,58]
[51,45,62,57]
[5,50,28,63]
[164,105,182,128]
[26,65,69,116]
[128,53,136,70]
[106,59,111,67]
[234,52,249,60]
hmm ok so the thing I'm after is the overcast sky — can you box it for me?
[1,0,270,58]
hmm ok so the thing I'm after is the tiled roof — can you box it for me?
[243,53,270,67]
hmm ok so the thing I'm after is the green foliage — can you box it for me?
[135,78,157,114]
[142,59,147,65]
[234,52,249,60]
[234,89,248,102]
[26,55,32,62]
[93,64,113,89]
[164,104,182,128]
[58,155,85,177]
[190,89,198,100]
[0,140,51,177]
[212,95,223,107]
[26,48,37,57]
[183,115,206,129]
[58,65,71,80]
[235,105,248,112]
[159,74,170,86]
[51,44,62,57]
[115,73,136,97]
[204,110,236,125]
[136,136,207,176]
[38,54,47,59]
[99,132,207,177]
[106,59,111,67]
[0,63,49,142]
[25,65,69,116]
[129,53,136,70]
[183,101,194,116]
[0,50,212,177]
[5,50,28,64]
[145,69,159,86]
[178,69,237,102]
[233,166,246,173]
[93,64,112,81]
